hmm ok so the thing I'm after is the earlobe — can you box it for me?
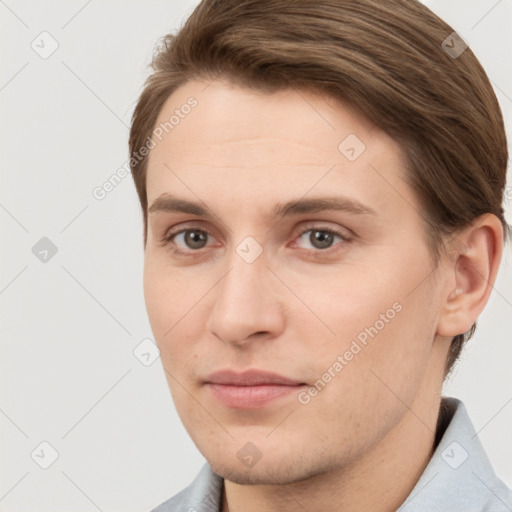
[436,214,503,338]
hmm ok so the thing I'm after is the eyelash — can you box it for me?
[161,224,352,258]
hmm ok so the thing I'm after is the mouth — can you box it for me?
[204,369,307,409]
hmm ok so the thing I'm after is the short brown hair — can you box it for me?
[129,0,509,375]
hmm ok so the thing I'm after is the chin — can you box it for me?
[208,452,334,486]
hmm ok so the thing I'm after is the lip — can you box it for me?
[204,369,306,409]
[205,369,304,386]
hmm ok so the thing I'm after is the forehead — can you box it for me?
[150,79,392,157]
[145,80,410,216]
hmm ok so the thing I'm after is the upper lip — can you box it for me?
[205,369,304,386]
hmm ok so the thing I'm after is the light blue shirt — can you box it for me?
[151,398,512,511]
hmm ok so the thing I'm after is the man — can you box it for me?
[129,0,512,510]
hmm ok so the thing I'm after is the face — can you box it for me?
[143,79,448,484]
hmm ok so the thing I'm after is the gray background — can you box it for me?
[1,1,511,510]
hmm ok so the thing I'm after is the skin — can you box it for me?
[143,79,503,512]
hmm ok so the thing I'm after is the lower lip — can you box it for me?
[206,383,304,409]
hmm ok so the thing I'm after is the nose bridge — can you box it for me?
[219,231,270,302]
[207,243,282,344]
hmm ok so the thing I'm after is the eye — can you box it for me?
[162,228,216,255]
[161,224,351,257]
[294,226,350,251]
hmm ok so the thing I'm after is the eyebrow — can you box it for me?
[148,193,377,218]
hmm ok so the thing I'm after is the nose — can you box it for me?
[205,251,285,347]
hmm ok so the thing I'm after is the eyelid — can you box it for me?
[290,221,354,242]
[161,221,216,243]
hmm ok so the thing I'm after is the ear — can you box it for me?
[437,214,504,338]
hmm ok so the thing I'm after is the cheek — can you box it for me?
[292,267,402,351]
[143,257,210,376]
[295,299,435,461]
[143,257,183,352]
[143,252,196,333]
[143,261,169,336]
[302,256,437,400]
